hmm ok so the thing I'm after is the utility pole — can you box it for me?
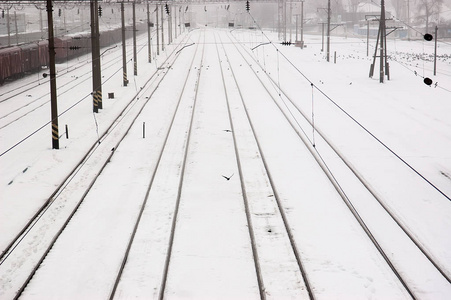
[121,2,128,86]
[167,4,171,44]
[379,0,387,82]
[7,7,11,46]
[39,9,43,34]
[327,0,331,62]
[133,2,137,76]
[174,5,177,40]
[156,4,160,55]
[300,0,304,48]
[14,11,19,45]
[369,0,389,83]
[47,0,59,149]
[367,20,369,56]
[289,1,292,41]
[147,2,152,63]
[407,0,410,41]
[278,0,286,40]
[434,26,438,75]
[91,0,102,112]
[161,3,164,51]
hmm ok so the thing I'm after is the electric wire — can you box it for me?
[243,12,451,202]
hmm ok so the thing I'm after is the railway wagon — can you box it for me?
[19,43,41,73]
[38,40,49,68]
[0,46,22,84]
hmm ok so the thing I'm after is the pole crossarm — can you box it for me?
[385,26,404,36]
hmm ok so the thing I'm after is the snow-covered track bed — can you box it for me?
[113,30,262,300]
[0,31,164,258]
[227,29,451,299]
[0,32,192,299]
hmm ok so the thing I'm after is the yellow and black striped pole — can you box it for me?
[133,2,137,76]
[47,0,59,149]
[93,90,99,113]
[91,0,99,113]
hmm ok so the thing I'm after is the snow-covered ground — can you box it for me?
[0,24,450,299]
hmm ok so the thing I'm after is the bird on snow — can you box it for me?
[222,174,234,181]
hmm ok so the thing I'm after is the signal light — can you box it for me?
[424,77,433,86]
[69,46,81,50]
[165,4,170,15]
[98,6,102,17]
[281,41,292,46]
[246,1,250,12]
[2,10,4,18]
[58,8,61,17]
[424,33,433,41]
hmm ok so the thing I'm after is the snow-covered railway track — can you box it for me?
[0,32,192,299]
[109,32,204,299]
[115,29,264,299]
[0,33,149,130]
[215,32,314,299]
[226,30,451,299]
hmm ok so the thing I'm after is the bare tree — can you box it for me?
[417,0,443,32]
[390,0,407,19]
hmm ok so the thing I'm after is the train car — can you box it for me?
[19,43,40,73]
[0,23,146,85]
[0,46,22,84]
[54,36,72,63]
[38,40,49,68]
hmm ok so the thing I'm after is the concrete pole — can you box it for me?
[156,4,160,55]
[121,2,128,86]
[47,0,59,149]
[327,0,331,62]
[300,0,304,48]
[434,26,438,76]
[161,4,164,51]
[147,2,152,63]
[133,2,137,75]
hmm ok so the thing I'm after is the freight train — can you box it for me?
[0,22,145,85]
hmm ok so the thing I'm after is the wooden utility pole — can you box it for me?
[47,0,59,149]
[121,2,128,86]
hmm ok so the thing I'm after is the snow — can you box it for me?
[1,23,451,300]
